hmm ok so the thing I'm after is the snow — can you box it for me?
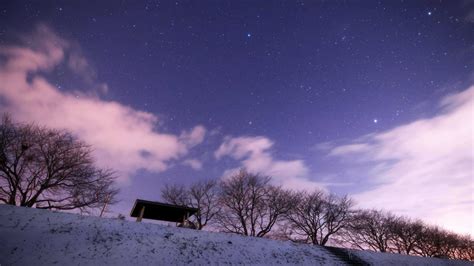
[0,204,470,265]
[345,249,470,266]
[0,204,340,265]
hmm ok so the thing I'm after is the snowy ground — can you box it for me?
[0,204,341,265]
[0,204,470,266]
[345,248,470,266]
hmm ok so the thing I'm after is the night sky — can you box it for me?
[0,1,473,234]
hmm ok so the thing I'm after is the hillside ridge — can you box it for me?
[0,204,470,266]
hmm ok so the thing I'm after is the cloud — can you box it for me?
[329,86,474,235]
[215,136,324,191]
[329,143,371,156]
[180,126,207,148]
[182,159,203,170]
[0,25,206,182]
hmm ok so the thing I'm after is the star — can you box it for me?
[373,119,378,124]
[427,11,432,16]
[247,33,252,38]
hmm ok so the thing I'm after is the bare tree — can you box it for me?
[161,179,220,230]
[98,193,114,217]
[0,115,118,212]
[414,225,460,258]
[339,209,473,260]
[284,190,353,246]
[415,226,474,260]
[216,169,295,237]
[161,183,189,205]
[389,216,424,255]
[79,190,118,217]
[453,235,474,261]
[390,218,474,260]
[342,209,395,252]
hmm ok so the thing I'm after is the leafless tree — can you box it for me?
[98,193,114,217]
[161,183,189,205]
[342,209,395,252]
[452,235,474,261]
[161,179,220,230]
[340,209,473,260]
[0,115,118,212]
[284,190,353,246]
[216,169,295,237]
[389,216,424,255]
[79,190,118,217]
[417,227,474,260]
[414,225,460,258]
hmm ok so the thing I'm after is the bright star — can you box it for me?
[247,33,251,37]
[427,11,432,16]
[373,119,378,123]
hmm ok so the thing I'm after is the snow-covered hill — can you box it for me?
[0,204,341,265]
[0,204,470,265]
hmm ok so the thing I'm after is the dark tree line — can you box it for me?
[162,169,473,261]
[162,169,354,244]
[339,209,473,261]
[0,115,118,213]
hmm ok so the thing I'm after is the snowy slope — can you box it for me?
[0,204,470,266]
[0,204,341,265]
[345,249,470,266]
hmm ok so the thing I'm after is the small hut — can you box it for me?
[130,199,198,228]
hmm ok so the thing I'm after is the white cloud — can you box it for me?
[329,143,371,156]
[182,159,203,170]
[0,25,206,182]
[215,136,324,191]
[180,126,207,148]
[329,86,474,235]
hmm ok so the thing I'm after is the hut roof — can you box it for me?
[130,199,198,222]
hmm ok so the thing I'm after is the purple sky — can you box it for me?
[0,1,472,234]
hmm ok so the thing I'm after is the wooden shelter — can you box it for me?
[130,199,198,226]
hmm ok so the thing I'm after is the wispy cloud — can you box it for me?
[216,136,325,191]
[328,86,474,235]
[0,25,206,182]
[182,159,203,170]
[329,143,371,156]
